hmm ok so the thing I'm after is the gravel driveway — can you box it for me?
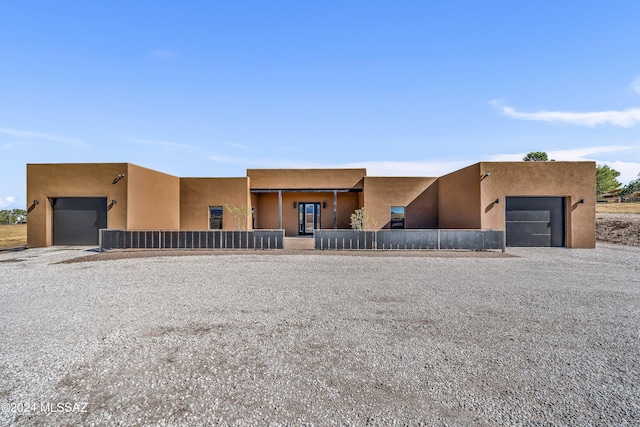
[1,245,639,426]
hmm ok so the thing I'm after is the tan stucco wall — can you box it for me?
[363,177,438,229]
[438,163,482,229]
[250,193,259,229]
[247,169,366,189]
[26,163,129,247]
[337,192,361,229]
[478,161,596,248]
[127,164,180,230]
[254,193,279,230]
[180,178,251,230]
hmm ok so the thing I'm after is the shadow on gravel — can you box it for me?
[57,249,514,264]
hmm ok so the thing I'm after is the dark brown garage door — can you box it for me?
[506,197,565,247]
[52,197,107,246]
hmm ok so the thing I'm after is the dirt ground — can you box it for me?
[596,213,640,247]
[0,224,26,250]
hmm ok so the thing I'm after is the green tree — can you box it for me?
[621,172,640,196]
[0,209,25,224]
[11,209,27,223]
[595,164,622,197]
[523,151,554,161]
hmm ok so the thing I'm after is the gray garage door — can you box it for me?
[506,197,565,247]
[52,197,107,246]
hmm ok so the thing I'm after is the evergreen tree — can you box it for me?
[595,165,622,196]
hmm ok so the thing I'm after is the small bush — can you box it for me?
[350,208,378,230]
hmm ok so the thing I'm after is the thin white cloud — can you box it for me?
[209,155,249,164]
[150,49,175,59]
[0,196,16,209]
[491,78,640,127]
[495,104,640,127]
[0,127,87,146]
[488,145,639,184]
[126,137,196,149]
[226,143,250,150]
[318,153,639,184]
[209,144,639,184]
[209,154,468,177]
[601,160,640,185]
[547,146,634,160]
[1,142,26,150]
[209,155,323,169]
[489,145,634,162]
[338,160,470,177]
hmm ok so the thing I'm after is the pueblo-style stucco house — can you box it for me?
[26,161,596,248]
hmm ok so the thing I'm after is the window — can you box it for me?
[209,206,223,229]
[390,206,405,229]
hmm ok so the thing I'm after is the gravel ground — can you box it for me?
[1,245,639,426]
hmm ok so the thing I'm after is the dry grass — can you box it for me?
[0,224,27,249]
[596,202,640,214]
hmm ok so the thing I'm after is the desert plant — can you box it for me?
[350,207,378,230]
[224,204,251,230]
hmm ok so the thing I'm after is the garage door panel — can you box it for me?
[53,210,98,245]
[506,223,550,246]
[52,197,107,246]
[506,221,550,235]
[506,210,550,222]
[505,197,565,247]
[549,208,564,247]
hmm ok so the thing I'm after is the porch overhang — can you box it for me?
[250,188,362,230]
[250,188,362,193]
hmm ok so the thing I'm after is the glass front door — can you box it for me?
[298,202,321,235]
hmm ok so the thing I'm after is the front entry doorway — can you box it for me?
[298,202,321,235]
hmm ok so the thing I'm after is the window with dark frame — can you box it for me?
[209,206,223,229]
[390,206,405,229]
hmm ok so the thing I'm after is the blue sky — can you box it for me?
[2,1,640,209]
